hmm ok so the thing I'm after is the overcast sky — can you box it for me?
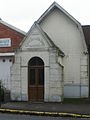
[0,0,90,32]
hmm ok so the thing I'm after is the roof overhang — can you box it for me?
[0,19,26,35]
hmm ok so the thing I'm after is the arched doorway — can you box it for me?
[28,57,44,101]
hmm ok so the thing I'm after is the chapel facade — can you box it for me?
[10,2,88,102]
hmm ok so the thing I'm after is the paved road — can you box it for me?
[0,113,89,120]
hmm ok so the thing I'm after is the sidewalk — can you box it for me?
[1,102,90,118]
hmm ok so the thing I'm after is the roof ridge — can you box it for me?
[0,19,26,35]
[37,1,80,26]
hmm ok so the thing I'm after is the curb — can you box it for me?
[0,109,90,118]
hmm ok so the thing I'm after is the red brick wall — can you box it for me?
[0,23,25,53]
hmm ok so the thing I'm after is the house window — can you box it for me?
[2,59,5,62]
[9,59,12,62]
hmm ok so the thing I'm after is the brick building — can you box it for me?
[0,19,25,90]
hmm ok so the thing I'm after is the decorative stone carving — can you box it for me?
[25,38,45,48]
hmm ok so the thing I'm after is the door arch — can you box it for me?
[28,57,44,101]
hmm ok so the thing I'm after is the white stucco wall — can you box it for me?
[11,51,63,101]
[11,6,88,101]
[39,8,88,98]
[49,49,63,101]
[11,25,63,102]
[0,57,12,90]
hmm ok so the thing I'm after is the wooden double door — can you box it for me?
[28,57,44,101]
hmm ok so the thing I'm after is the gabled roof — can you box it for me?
[37,1,87,53]
[37,1,80,26]
[19,22,64,56]
[0,19,26,35]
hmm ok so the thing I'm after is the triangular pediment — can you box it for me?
[28,38,44,47]
[21,23,52,50]
[23,36,45,49]
[19,22,64,56]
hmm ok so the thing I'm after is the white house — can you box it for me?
[11,2,88,102]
